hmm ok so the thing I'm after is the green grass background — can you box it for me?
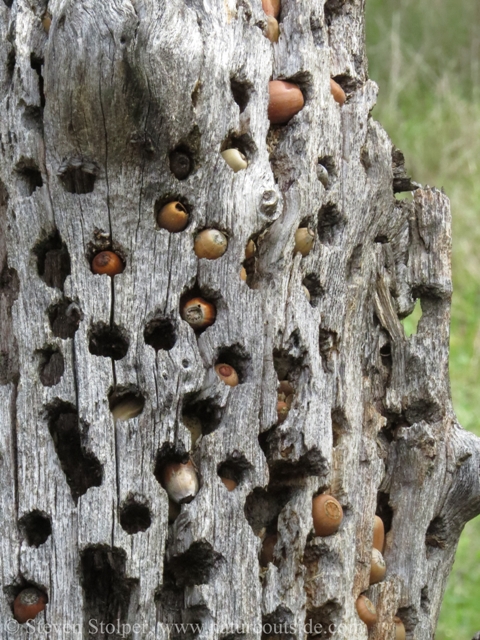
[365,0,480,636]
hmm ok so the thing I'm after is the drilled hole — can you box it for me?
[217,452,253,488]
[319,328,338,373]
[169,146,193,180]
[119,498,152,534]
[302,274,324,307]
[38,347,64,387]
[220,132,256,159]
[33,229,71,290]
[163,541,223,587]
[305,601,342,639]
[144,316,177,351]
[262,607,295,640]
[15,160,43,196]
[230,78,251,113]
[18,511,52,547]
[48,299,82,339]
[376,492,393,536]
[108,386,145,421]
[88,322,129,360]
[182,395,222,437]
[46,400,103,503]
[30,53,45,108]
[331,409,348,448]
[317,203,345,245]
[180,285,218,335]
[215,344,251,383]
[81,546,138,631]
[57,157,98,194]
[426,516,447,552]
[244,486,295,536]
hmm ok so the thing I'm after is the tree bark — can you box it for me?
[1,0,479,639]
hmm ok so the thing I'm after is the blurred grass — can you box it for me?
[365,0,480,637]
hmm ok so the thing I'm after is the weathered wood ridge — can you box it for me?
[0,0,479,638]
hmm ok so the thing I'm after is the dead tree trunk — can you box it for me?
[1,0,479,639]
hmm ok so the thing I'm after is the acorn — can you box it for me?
[268,80,304,125]
[312,494,343,536]
[215,363,239,387]
[110,396,144,421]
[181,297,216,330]
[330,78,346,106]
[355,595,377,629]
[13,587,47,623]
[91,251,124,276]
[262,0,280,17]
[183,415,202,446]
[394,617,406,640]
[260,533,278,566]
[157,201,189,232]
[221,149,248,172]
[194,229,228,260]
[303,285,311,301]
[373,515,385,552]
[370,547,386,584]
[162,460,199,504]
[265,16,280,43]
[42,12,52,33]
[277,400,289,423]
[221,477,238,491]
[294,228,314,256]
[240,266,248,281]
[245,239,256,259]
[278,380,294,399]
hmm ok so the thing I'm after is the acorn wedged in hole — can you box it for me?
[394,617,406,640]
[312,494,343,536]
[181,297,216,330]
[262,0,280,17]
[162,460,199,504]
[110,397,144,421]
[194,229,228,260]
[370,547,386,584]
[294,228,314,256]
[221,148,248,172]
[355,594,376,629]
[157,201,189,232]
[13,587,47,623]
[91,251,124,276]
[277,400,289,423]
[214,363,239,387]
[221,477,237,491]
[260,533,278,566]
[330,78,346,105]
[265,16,280,43]
[278,380,294,400]
[268,80,304,125]
[373,515,385,552]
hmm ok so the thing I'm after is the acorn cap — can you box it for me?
[355,594,377,629]
[370,547,386,584]
[312,494,343,536]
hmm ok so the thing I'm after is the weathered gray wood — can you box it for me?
[1,0,479,639]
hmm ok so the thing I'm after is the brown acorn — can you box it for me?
[215,363,239,387]
[42,12,52,33]
[370,547,386,584]
[91,251,124,277]
[355,594,377,629]
[13,588,47,623]
[312,494,343,536]
[260,533,278,566]
[394,617,406,640]
[157,201,189,232]
[181,297,216,330]
[277,400,289,423]
[330,78,346,105]
[221,477,238,491]
[268,80,304,125]
[194,229,228,260]
[278,380,294,399]
[162,460,199,504]
[294,228,315,256]
[262,0,280,17]
[245,239,256,259]
[373,515,385,552]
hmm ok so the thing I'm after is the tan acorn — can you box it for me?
[240,266,248,281]
[13,588,47,623]
[91,251,125,277]
[330,78,346,105]
[312,494,343,536]
[221,477,238,491]
[214,363,239,387]
[110,396,144,421]
[262,0,280,17]
[260,533,278,566]
[157,201,189,232]
[265,16,280,42]
[303,285,311,301]
[355,595,377,629]
[221,149,248,172]
[245,239,256,259]
[294,228,315,256]
[370,547,386,584]
[42,12,52,33]
[181,297,216,330]
[394,617,406,640]
[373,515,385,552]
[194,229,228,260]
[162,460,199,504]
[268,80,304,125]
[277,400,289,423]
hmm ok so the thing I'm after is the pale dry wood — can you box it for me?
[0,0,479,639]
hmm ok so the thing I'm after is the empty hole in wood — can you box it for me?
[18,510,52,547]
[38,346,64,387]
[119,498,152,534]
[420,586,430,613]
[33,228,71,290]
[144,316,177,351]
[273,330,306,382]
[305,600,342,639]
[182,395,223,437]
[317,203,345,245]
[169,145,193,180]
[88,322,129,360]
[331,408,349,448]
[46,400,103,503]
[163,540,224,588]
[347,244,363,279]
[376,491,394,536]
[264,446,327,486]
[425,516,448,552]
[57,157,98,194]
[262,606,295,640]
[108,385,145,421]
[317,155,336,187]
[30,53,45,108]
[6,46,15,82]
[244,486,296,537]
[319,328,338,373]
[302,274,324,307]
[230,77,252,113]
[48,299,82,339]
[15,159,43,196]
[215,343,251,383]
[81,546,138,630]
[217,452,253,487]
[324,0,347,20]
